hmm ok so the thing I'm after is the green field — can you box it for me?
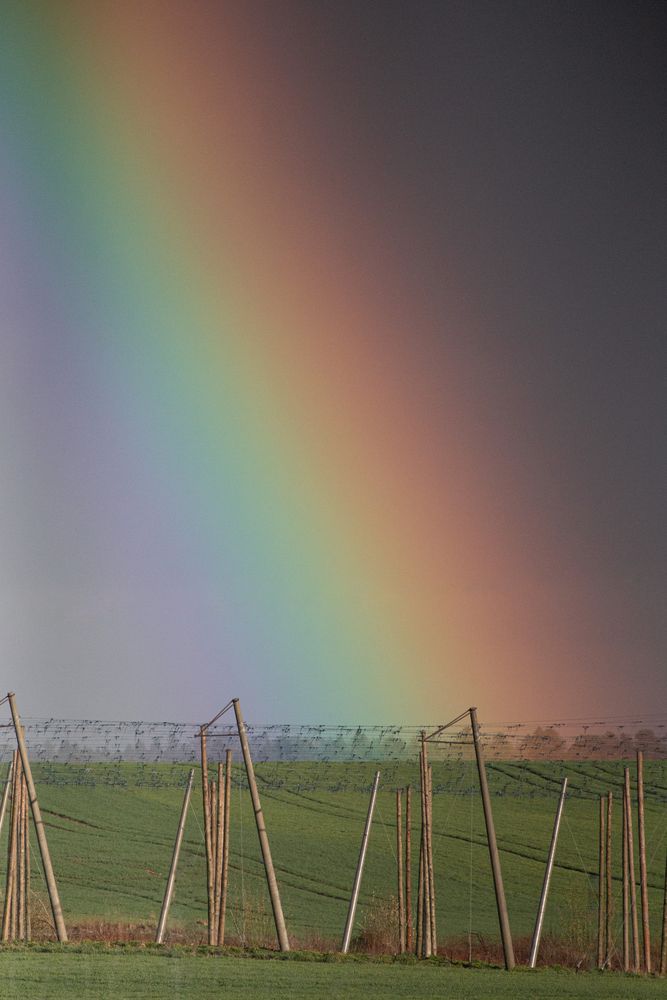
[0,947,666,1000]
[5,758,667,968]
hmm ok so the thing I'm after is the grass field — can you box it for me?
[4,759,666,968]
[1,946,666,1000]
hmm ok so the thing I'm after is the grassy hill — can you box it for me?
[5,758,666,964]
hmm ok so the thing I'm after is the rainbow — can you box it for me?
[1,2,655,722]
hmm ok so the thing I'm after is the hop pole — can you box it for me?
[529,777,567,968]
[233,698,290,952]
[7,693,67,942]
[470,707,515,970]
[156,769,195,944]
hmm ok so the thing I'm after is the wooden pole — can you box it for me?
[2,752,20,941]
[155,769,194,944]
[214,762,224,942]
[209,778,218,942]
[217,749,232,946]
[622,780,630,972]
[660,850,667,976]
[341,770,381,954]
[405,785,412,952]
[419,744,431,957]
[605,791,613,968]
[625,767,640,971]
[469,707,515,970]
[200,728,215,945]
[597,795,606,969]
[0,755,15,841]
[7,693,67,942]
[396,788,405,952]
[637,750,651,973]
[17,770,25,941]
[416,825,424,956]
[233,698,290,952]
[24,776,30,942]
[529,776,568,968]
[428,762,436,951]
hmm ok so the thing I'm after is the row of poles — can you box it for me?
[346,712,667,974]
[597,752,667,975]
[393,742,437,957]
[0,694,68,943]
[2,690,666,975]
[155,697,290,950]
[1,752,30,941]
[341,708,516,966]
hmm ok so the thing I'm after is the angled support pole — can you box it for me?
[342,770,381,953]
[529,777,567,967]
[156,768,195,944]
[7,692,68,942]
[233,698,290,951]
[470,707,515,970]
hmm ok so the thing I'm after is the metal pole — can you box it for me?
[597,795,606,968]
[625,767,640,971]
[7,693,67,942]
[637,750,651,973]
[233,698,290,952]
[0,755,15,841]
[341,770,381,954]
[397,788,405,952]
[469,707,515,970]
[155,769,194,944]
[528,777,567,968]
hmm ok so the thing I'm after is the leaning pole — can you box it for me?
[470,707,515,970]
[233,698,290,951]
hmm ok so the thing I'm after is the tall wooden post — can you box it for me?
[405,785,412,951]
[428,762,436,950]
[660,850,667,976]
[622,782,630,972]
[2,754,19,941]
[233,699,290,952]
[597,796,606,968]
[469,708,515,970]
[396,789,405,952]
[0,755,15,840]
[605,792,613,967]
[23,776,30,941]
[637,750,651,973]
[217,749,232,945]
[416,826,424,955]
[419,745,432,957]
[155,769,194,944]
[17,772,25,941]
[625,767,640,971]
[200,728,215,944]
[214,763,224,939]
[7,694,67,942]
